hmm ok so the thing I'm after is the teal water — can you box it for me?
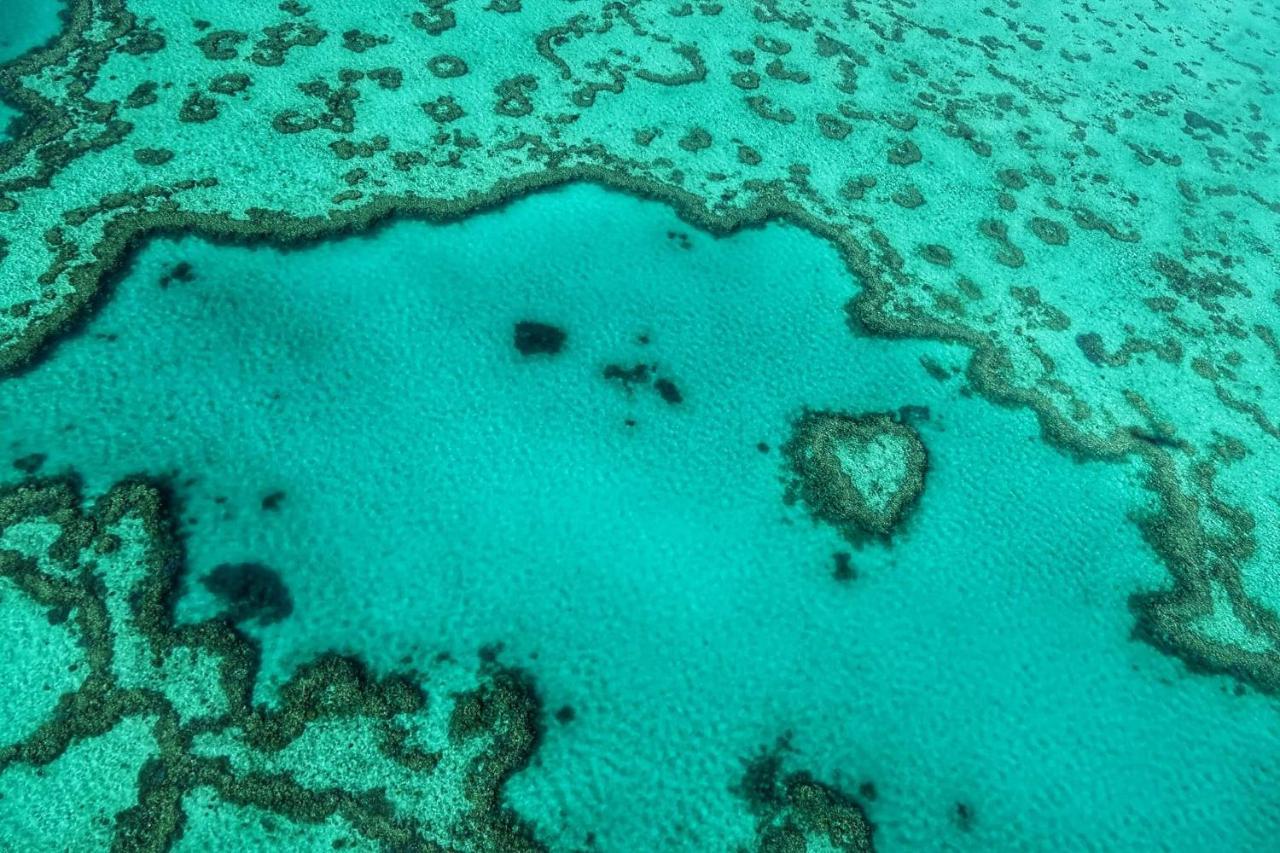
[3,184,1277,849]
[0,0,61,139]
[0,1,59,64]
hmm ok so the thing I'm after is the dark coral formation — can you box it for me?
[603,362,653,393]
[1126,451,1280,695]
[11,452,46,475]
[0,476,547,850]
[200,562,294,626]
[133,147,174,166]
[513,320,567,356]
[735,738,876,852]
[0,0,1274,703]
[654,377,683,405]
[832,552,857,583]
[783,410,928,543]
[602,360,685,406]
[426,54,469,79]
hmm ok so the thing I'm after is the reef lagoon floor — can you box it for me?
[4,180,1278,851]
[1,1,1278,850]
[0,0,62,137]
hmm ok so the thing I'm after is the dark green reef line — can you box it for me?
[0,0,1277,846]
[0,474,544,851]
[0,0,1275,701]
[0,471,880,849]
[3,151,1270,699]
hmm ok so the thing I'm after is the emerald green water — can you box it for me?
[0,1,59,65]
[2,0,1279,849]
[0,0,60,138]
[3,183,1278,849]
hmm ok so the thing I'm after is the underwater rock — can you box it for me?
[201,561,293,626]
[513,320,567,356]
[654,377,683,405]
[602,362,652,392]
[832,551,857,582]
[157,261,195,289]
[783,410,927,542]
[0,475,548,851]
[735,738,876,853]
[10,453,45,476]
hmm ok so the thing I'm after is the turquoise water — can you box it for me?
[0,0,61,138]
[0,1,59,65]
[3,184,1277,849]
[2,0,1279,849]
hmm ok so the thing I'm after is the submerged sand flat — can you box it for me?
[0,1,1278,850]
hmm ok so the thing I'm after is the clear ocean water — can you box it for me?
[0,0,58,66]
[3,183,1278,849]
[2,0,1278,850]
[0,2,58,142]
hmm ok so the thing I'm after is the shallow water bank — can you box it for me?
[2,183,1277,850]
[0,0,63,141]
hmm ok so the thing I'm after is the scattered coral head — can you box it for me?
[783,409,928,542]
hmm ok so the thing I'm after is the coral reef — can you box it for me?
[734,738,875,853]
[513,321,567,357]
[0,475,545,851]
[783,410,927,543]
[0,0,1276,700]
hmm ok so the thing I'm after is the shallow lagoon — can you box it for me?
[2,184,1277,850]
[0,0,62,138]
[0,1,60,66]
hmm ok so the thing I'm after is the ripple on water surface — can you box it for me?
[2,184,1278,850]
[0,0,63,140]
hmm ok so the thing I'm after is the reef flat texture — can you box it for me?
[0,471,883,851]
[0,0,1279,849]
[783,410,927,542]
[2,0,1278,690]
[736,738,875,853]
[0,476,544,851]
